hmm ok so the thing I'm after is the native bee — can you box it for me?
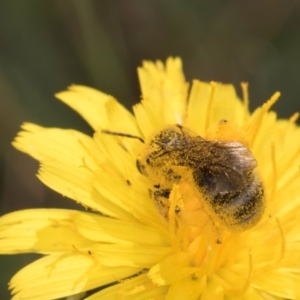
[103,124,265,231]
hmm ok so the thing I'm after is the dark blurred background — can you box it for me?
[1,0,300,298]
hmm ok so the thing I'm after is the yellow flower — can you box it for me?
[1,57,300,300]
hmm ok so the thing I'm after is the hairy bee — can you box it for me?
[136,125,264,231]
[103,124,264,231]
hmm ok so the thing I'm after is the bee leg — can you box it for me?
[150,188,171,219]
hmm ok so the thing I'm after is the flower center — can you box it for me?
[168,185,242,274]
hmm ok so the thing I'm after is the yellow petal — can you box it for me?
[13,124,133,215]
[148,253,200,285]
[165,276,206,300]
[187,80,211,135]
[93,167,164,229]
[135,57,188,136]
[187,81,246,136]
[93,131,139,178]
[10,252,140,300]
[0,209,93,254]
[13,123,101,170]
[199,277,224,300]
[133,100,162,137]
[104,97,140,134]
[85,273,168,300]
[245,92,280,151]
[252,269,300,299]
[91,244,171,268]
[55,85,110,130]
[37,161,117,214]
[74,211,169,246]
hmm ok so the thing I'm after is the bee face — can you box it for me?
[137,125,265,231]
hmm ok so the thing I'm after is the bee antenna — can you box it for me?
[101,129,144,143]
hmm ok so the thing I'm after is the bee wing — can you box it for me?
[193,141,256,194]
[220,142,257,173]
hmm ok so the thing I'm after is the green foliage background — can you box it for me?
[1,1,300,299]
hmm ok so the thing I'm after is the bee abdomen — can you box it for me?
[211,176,264,229]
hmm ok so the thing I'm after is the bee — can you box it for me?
[102,124,265,231]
